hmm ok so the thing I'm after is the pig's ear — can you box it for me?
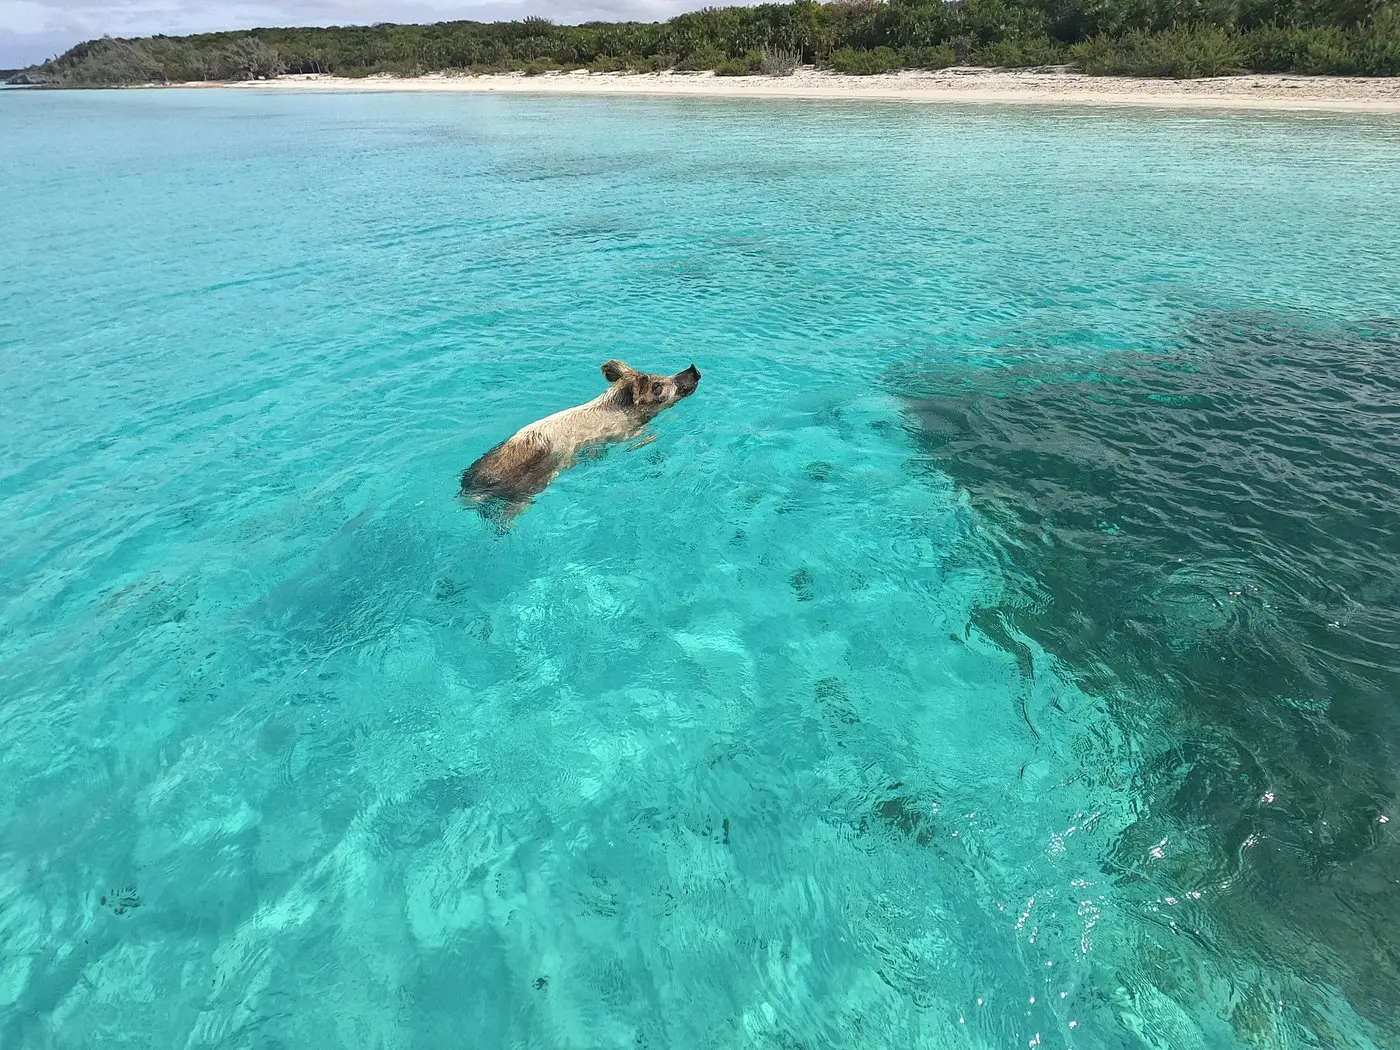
[601,360,634,383]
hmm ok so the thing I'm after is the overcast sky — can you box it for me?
[0,0,706,68]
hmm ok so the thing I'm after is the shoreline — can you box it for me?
[196,68,1400,114]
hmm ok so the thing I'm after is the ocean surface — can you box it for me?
[2,87,1400,1049]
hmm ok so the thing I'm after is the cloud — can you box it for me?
[0,0,705,68]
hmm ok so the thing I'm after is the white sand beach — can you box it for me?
[225,67,1400,114]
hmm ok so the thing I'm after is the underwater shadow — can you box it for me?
[892,311,1400,1034]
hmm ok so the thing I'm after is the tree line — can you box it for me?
[10,0,1400,86]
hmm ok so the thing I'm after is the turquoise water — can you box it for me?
[3,87,1400,1048]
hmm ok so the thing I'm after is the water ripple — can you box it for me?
[3,88,1400,1048]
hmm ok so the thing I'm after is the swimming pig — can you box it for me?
[460,359,700,525]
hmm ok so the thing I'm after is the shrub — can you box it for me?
[758,46,801,75]
[1244,26,1354,75]
[588,54,670,73]
[901,45,958,69]
[1071,27,1247,78]
[57,38,165,85]
[714,54,758,75]
[218,37,285,80]
[825,46,901,74]
[971,36,1068,69]
[1349,9,1400,75]
[676,46,726,71]
[630,53,673,72]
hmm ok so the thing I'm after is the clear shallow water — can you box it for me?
[2,88,1400,1049]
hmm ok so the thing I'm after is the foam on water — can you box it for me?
[2,88,1400,1048]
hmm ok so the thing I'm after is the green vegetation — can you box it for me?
[10,0,1400,86]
